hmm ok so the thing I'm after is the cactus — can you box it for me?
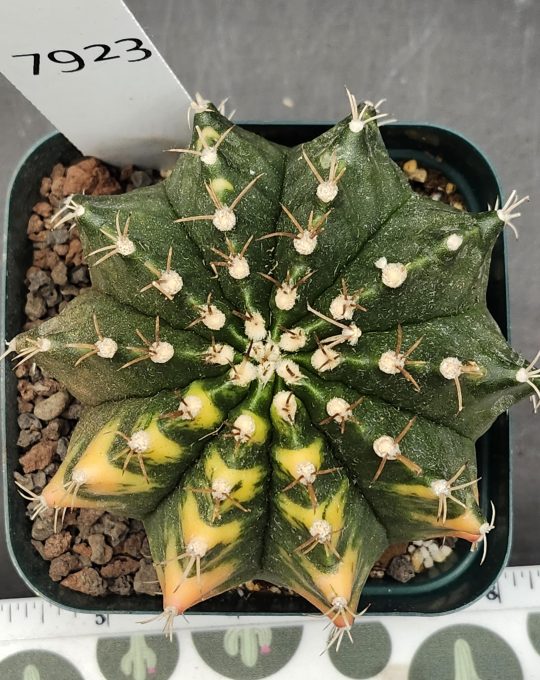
[4,91,535,651]
[223,627,273,667]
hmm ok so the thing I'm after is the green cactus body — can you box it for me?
[223,627,273,667]
[5,95,535,641]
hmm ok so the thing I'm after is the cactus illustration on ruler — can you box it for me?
[22,666,41,680]
[3,90,535,651]
[120,635,157,680]
[223,627,273,667]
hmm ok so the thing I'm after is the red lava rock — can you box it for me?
[65,238,83,266]
[43,531,72,560]
[33,201,53,218]
[34,390,69,421]
[33,248,60,271]
[31,513,55,541]
[88,534,114,565]
[25,292,46,321]
[109,575,133,596]
[33,377,61,398]
[78,508,105,526]
[40,177,52,197]
[61,567,107,596]
[73,543,93,560]
[27,214,44,236]
[51,176,65,197]
[17,380,35,402]
[54,244,70,257]
[63,158,121,196]
[49,553,81,582]
[51,163,65,179]
[100,556,140,578]
[14,364,30,379]
[51,261,68,286]
[18,397,34,414]
[114,532,144,558]
[133,560,159,595]
[19,440,56,473]
[41,418,65,441]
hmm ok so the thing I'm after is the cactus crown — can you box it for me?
[4,92,535,649]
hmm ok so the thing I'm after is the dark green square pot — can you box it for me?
[1,123,510,617]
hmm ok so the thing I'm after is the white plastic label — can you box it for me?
[0,0,193,169]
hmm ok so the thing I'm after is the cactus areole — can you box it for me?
[4,92,535,647]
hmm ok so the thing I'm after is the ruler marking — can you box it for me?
[3,566,540,641]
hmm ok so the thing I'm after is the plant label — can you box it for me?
[0,0,193,169]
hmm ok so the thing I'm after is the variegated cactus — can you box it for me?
[4,92,535,650]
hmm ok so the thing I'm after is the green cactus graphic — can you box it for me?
[120,634,158,680]
[454,639,483,680]
[22,665,40,680]
[224,627,273,667]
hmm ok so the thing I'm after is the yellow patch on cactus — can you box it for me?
[183,382,222,429]
[305,544,357,603]
[204,449,263,503]
[274,438,324,479]
[195,126,220,151]
[410,506,482,541]
[132,419,183,464]
[180,492,242,548]
[239,409,270,444]
[210,177,234,198]
[159,535,237,613]
[278,480,347,533]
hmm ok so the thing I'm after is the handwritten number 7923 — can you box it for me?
[12,38,152,75]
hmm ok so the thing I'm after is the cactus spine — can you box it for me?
[4,91,534,651]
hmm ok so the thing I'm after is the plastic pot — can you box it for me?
[1,123,509,616]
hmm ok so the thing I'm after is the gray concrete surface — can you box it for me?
[1,0,539,598]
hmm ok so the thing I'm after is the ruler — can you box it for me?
[1,565,539,642]
[1,566,539,680]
